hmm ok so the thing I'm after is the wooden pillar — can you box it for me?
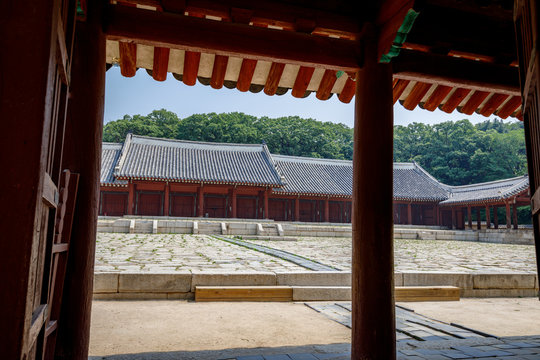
[351,26,395,359]
[56,2,106,358]
[513,203,518,229]
[295,197,300,221]
[197,185,204,217]
[231,187,237,218]
[324,198,330,222]
[264,188,269,219]
[451,208,456,229]
[485,206,491,229]
[477,208,482,229]
[435,206,440,226]
[163,182,170,216]
[506,201,512,229]
[127,182,135,215]
[467,206,472,229]
[493,206,499,229]
[407,203,412,225]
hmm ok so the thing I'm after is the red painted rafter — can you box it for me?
[291,66,315,98]
[496,96,522,119]
[119,41,137,77]
[316,70,337,100]
[182,51,201,86]
[440,88,471,113]
[264,62,285,95]
[402,82,431,110]
[210,55,228,89]
[392,79,409,104]
[236,58,257,92]
[461,91,489,115]
[152,47,170,81]
[479,93,509,117]
[423,85,452,111]
[338,77,356,104]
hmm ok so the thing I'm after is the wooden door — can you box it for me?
[205,195,227,218]
[515,0,540,290]
[237,196,257,219]
[268,199,287,220]
[136,192,163,215]
[299,200,315,222]
[100,192,128,216]
[329,201,342,223]
[170,193,196,217]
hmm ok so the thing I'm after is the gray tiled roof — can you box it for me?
[101,143,127,186]
[440,175,529,206]
[114,135,284,186]
[393,163,450,201]
[272,155,353,197]
[272,156,450,201]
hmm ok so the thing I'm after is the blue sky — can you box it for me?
[105,66,505,128]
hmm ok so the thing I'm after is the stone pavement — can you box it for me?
[95,233,537,274]
[247,237,537,273]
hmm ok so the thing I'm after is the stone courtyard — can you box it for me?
[95,233,537,274]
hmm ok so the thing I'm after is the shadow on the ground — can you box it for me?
[88,342,351,360]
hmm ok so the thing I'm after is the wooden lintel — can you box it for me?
[393,50,520,96]
[105,5,361,72]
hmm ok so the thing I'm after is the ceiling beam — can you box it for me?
[104,5,362,72]
[392,50,520,96]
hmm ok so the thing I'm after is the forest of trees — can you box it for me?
[103,110,527,187]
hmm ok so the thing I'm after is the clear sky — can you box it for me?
[104,66,508,128]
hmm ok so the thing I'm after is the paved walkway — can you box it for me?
[95,234,536,274]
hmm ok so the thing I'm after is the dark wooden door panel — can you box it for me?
[170,194,196,217]
[101,192,128,216]
[137,192,163,216]
[238,196,257,219]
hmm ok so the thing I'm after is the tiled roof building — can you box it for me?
[100,135,530,229]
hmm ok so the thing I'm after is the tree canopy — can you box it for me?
[103,110,527,186]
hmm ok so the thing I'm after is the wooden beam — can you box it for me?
[236,59,257,92]
[393,50,520,96]
[496,96,521,119]
[316,69,338,100]
[264,62,285,96]
[422,85,452,111]
[513,203,518,229]
[392,79,409,104]
[461,91,490,115]
[292,66,315,98]
[485,206,491,228]
[105,5,361,72]
[338,77,356,103]
[152,46,170,81]
[210,55,228,89]
[480,93,509,117]
[119,41,137,77]
[467,205,472,229]
[402,82,431,110]
[440,88,471,113]
[183,51,200,86]
[506,201,511,229]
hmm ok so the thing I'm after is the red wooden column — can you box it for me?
[513,203,518,229]
[506,202,512,229]
[467,206,473,229]
[351,26,395,359]
[485,206,491,229]
[263,188,269,219]
[435,206,440,226]
[197,185,204,217]
[127,182,135,215]
[324,198,330,222]
[451,208,456,229]
[493,206,499,229]
[407,203,412,225]
[56,2,106,358]
[163,182,170,216]
[477,208,482,229]
[295,197,300,221]
[231,187,237,218]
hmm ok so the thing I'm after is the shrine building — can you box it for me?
[100,134,530,229]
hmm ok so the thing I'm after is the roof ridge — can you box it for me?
[114,133,133,175]
[272,154,352,164]
[130,134,264,148]
[449,174,529,191]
